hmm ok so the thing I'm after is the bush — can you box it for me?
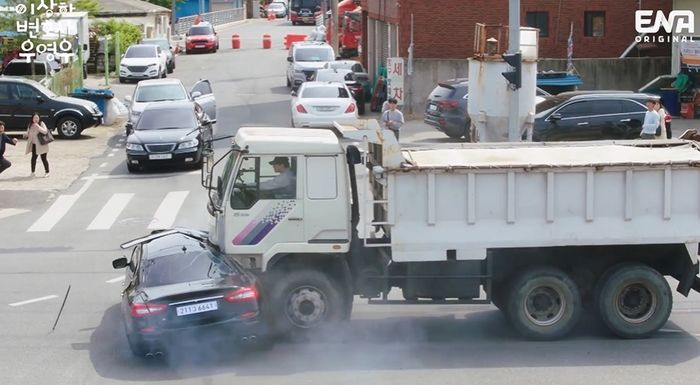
[92,20,142,56]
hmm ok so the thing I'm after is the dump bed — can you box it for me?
[370,140,700,263]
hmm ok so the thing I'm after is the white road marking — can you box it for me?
[148,191,189,229]
[660,328,684,333]
[118,138,125,142]
[115,143,123,148]
[107,153,115,157]
[106,276,125,284]
[9,295,58,307]
[27,179,95,232]
[87,193,134,230]
[98,162,108,168]
[0,208,30,220]
[111,149,119,152]
[186,170,200,175]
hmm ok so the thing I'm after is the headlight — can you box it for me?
[179,138,199,149]
[92,106,100,114]
[148,63,159,67]
[131,110,141,117]
[126,143,144,151]
[120,63,127,67]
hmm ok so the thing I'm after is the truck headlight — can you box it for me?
[126,143,144,151]
[179,139,199,149]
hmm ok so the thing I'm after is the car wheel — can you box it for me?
[446,130,463,139]
[167,62,173,74]
[357,96,366,115]
[119,77,125,84]
[127,163,139,173]
[57,116,82,139]
[292,21,297,25]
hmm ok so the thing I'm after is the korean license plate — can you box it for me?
[195,45,205,48]
[176,300,218,316]
[149,154,172,160]
[429,104,438,111]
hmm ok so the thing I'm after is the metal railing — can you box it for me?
[174,8,245,36]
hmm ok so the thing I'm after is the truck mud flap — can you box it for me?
[676,261,700,296]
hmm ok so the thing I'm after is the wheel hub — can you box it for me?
[617,283,656,324]
[524,286,566,327]
[61,120,78,136]
[286,286,326,328]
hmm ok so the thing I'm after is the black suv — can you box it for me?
[424,78,469,139]
[532,92,654,141]
[0,77,102,138]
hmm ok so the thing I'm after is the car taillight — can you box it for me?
[345,103,356,113]
[224,286,258,303]
[130,303,167,318]
[296,104,308,113]
[439,100,460,109]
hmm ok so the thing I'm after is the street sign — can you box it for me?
[386,57,405,106]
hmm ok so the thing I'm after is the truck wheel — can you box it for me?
[597,264,672,339]
[57,116,82,139]
[269,269,345,337]
[506,267,582,340]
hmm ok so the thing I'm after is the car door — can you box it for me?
[587,99,623,140]
[191,79,216,120]
[546,101,594,141]
[0,82,19,129]
[619,99,648,138]
[13,83,52,130]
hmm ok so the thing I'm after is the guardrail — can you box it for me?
[174,8,245,36]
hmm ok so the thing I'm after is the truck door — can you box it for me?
[225,155,304,252]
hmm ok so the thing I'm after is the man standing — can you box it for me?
[0,121,17,174]
[381,98,404,141]
[640,99,660,140]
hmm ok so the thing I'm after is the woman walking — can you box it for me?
[23,113,50,177]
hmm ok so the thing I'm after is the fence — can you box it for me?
[51,59,83,96]
[174,8,245,36]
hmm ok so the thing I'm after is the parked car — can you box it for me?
[532,92,654,141]
[2,59,55,89]
[142,37,175,73]
[291,81,358,128]
[326,60,371,100]
[312,68,365,114]
[113,229,264,357]
[0,76,102,138]
[124,78,217,125]
[185,22,219,54]
[286,41,335,90]
[119,44,168,83]
[266,2,287,17]
[125,100,214,172]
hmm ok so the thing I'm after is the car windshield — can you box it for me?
[143,39,169,50]
[136,107,197,130]
[536,96,567,115]
[3,62,47,76]
[295,48,334,62]
[134,84,188,102]
[189,26,213,35]
[301,86,349,98]
[125,46,156,58]
[140,242,236,287]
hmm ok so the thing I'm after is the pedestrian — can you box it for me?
[654,101,667,139]
[22,112,51,177]
[640,99,660,140]
[381,98,404,141]
[665,107,673,139]
[0,120,18,175]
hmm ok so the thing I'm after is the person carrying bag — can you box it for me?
[23,112,51,177]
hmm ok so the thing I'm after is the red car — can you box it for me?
[185,22,219,54]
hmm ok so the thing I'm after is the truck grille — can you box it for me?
[145,143,176,153]
[127,66,148,73]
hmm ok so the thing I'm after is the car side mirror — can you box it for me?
[191,91,202,98]
[35,95,43,103]
[550,113,562,121]
[125,122,133,133]
[124,95,132,104]
[291,90,297,96]
[112,257,128,269]
[287,57,293,62]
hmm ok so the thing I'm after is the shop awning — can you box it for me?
[537,73,583,87]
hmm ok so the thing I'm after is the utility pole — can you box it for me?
[507,0,520,142]
[331,0,339,57]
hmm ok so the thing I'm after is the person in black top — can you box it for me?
[0,120,18,175]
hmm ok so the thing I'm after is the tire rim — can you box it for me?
[615,282,657,324]
[285,285,327,328]
[524,285,566,327]
[61,120,78,136]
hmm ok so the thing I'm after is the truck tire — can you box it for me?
[269,269,346,337]
[597,263,672,339]
[506,267,582,340]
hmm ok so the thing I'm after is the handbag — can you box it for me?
[38,130,54,145]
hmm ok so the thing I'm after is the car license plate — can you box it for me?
[176,300,218,316]
[149,154,172,160]
[195,45,205,48]
[429,104,438,111]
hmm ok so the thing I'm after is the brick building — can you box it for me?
[361,0,672,79]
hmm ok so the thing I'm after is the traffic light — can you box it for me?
[502,52,522,90]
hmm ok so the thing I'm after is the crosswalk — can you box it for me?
[17,189,198,233]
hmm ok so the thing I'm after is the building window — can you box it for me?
[525,12,549,37]
[584,11,605,37]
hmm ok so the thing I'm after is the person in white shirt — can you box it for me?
[654,101,667,139]
[380,98,404,141]
[640,99,660,139]
[260,157,296,198]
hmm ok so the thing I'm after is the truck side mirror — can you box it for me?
[112,257,128,269]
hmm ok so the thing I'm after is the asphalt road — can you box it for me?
[2,19,700,385]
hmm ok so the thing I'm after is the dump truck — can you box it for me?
[201,120,700,340]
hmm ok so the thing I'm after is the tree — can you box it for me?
[73,0,100,17]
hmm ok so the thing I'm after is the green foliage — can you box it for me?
[92,20,143,55]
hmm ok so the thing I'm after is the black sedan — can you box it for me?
[113,229,265,357]
[125,100,214,172]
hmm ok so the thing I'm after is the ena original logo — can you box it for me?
[635,10,694,34]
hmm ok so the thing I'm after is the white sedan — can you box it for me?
[291,81,359,128]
